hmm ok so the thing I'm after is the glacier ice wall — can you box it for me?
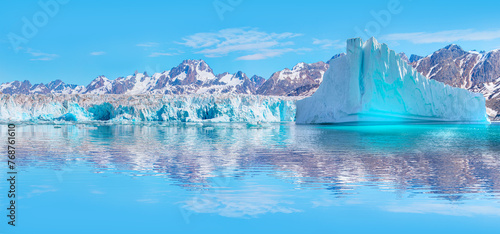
[0,94,296,123]
[296,38,489,124]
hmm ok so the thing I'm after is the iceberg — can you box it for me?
[296,38,489,124]
[0,94,296,123]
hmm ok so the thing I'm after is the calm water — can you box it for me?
[1,123,500,233]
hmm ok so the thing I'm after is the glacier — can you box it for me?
[0,94,296,123]
[296,38,490,124]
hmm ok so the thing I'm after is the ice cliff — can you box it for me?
[296,38,489,124]
[0,94,296,123]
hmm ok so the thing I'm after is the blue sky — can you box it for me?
[1,0,500,85]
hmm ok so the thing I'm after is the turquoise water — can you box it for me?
[1,123,500,233]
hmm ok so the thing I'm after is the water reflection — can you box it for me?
[2,123,500,201]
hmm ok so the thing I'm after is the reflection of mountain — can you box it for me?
[9,124,500,201]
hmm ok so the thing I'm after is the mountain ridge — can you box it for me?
[1,42,499,119]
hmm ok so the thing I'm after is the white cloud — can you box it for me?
[313,38,344,49]
[137,198,160,204]
[148,52,178,57]
[21,185,57,199]
[30,57,56,61]
[381,29,500,44]
[181,189,301,218]
[90,51,106,56]
[179,28,305,60]
[237,48,311,61]
[137,42,159,47]
[90,190,105,194]
[385,203,500,217]
[24,48,58,61]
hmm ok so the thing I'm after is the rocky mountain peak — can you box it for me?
[292,62,306,71]
[256,61,329,96]
[398,52,410,64]
[444,44,464,52]
[2,43,500,119]
[179,59,212,73]
[46,79,63,89]
[432,44,467,61]
[409,54,423,63]
[234,71,247,79]
[250,75,266,88]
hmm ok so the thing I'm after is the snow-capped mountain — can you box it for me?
[0,51,341,97]
[109,71,155,95]
[0,59,324,96]
[0,80,32,94]
[256,61,329,96]
[0,80,84,95]
[407,45,500,120]
[250,75,266,88]
[0,60,261,96]
[198,71,258,94]
[169,59,216,85]
[412,45,487,88]
[47,79,85,94]
[82,76,113,94]
[1,46,500,120]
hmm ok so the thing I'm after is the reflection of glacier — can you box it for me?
[297,38,489,124]
[0,94,296,123]
[5,124,500,201]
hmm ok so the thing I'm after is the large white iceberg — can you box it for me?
[296,38,489,124]
[0,94,296,123]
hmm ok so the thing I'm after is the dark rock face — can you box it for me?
[487,99,500,120]
[286,83,320,96]
[409,54,423,63]
[250,75,266,89]
[169,60,214,86]
[411,44,471,88]
[409,44,500,89]
[0,79,83,95]
[0,80,32,95]
[47,79,80,93]
[232,71,256,94]
[152,72,170,91]
[471,50,500,84]
[83,76,111,94]
[409,45,500,119]
[256,62,329,96]
[29,83,51,94]
[399,52,410,64]
[112,77,135,94]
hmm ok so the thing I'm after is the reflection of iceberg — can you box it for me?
[10,124,500,201]
[297,38,489,124]
[0,94,296,123]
